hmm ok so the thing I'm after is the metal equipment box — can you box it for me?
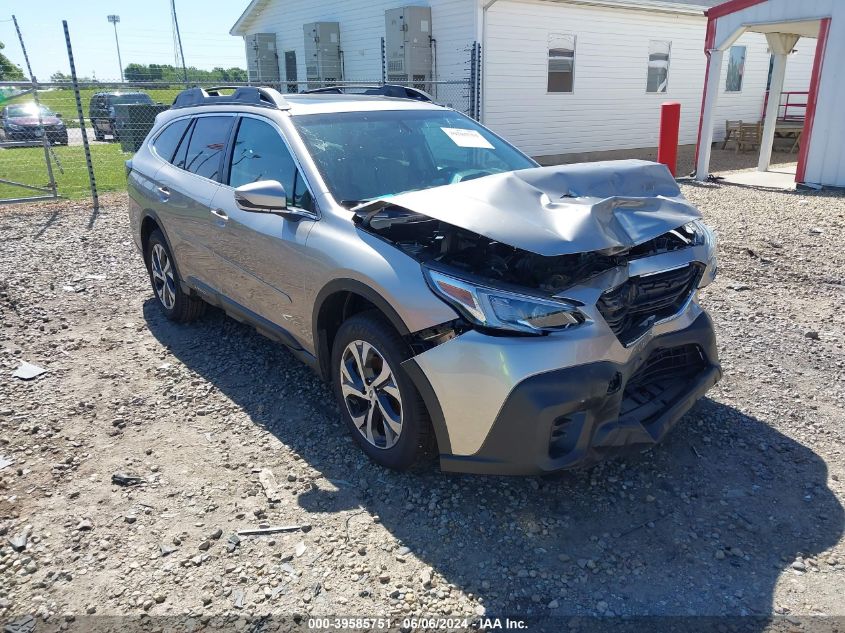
[385,6,432,86]
[303,22,342,88]
[245,33,280,84]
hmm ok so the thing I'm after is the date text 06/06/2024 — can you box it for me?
[306,617,528,630]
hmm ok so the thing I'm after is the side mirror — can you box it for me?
[234,180,288,213]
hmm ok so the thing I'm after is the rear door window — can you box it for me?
[152,119,191,163]
[183,116,233,181]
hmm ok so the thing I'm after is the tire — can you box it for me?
[145,229,206,323]
[331,311,435,471]
[93,124,104,141]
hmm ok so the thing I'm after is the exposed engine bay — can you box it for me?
[359,207,698,295]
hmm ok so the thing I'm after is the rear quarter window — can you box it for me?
[151,119,191,163]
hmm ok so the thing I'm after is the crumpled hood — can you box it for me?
[359,160,701,257]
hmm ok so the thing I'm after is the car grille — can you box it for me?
[597,264,702,345]
[620,344,707,427]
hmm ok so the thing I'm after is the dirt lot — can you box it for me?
[1,179,844,631]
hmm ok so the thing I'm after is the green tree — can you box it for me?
[124,63,150,82]
[50,71,71,83]
[0,41,26,81]
[123,62,248,84]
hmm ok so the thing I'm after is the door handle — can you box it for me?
[156,186,170,200]
[210,208,228,221]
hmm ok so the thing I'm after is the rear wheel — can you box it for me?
[145,229,205,322]
[331,311,435,470]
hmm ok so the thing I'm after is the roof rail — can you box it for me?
[172,86,290,110]
[301,84,434,103]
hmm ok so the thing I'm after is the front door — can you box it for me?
[207,115,317,345]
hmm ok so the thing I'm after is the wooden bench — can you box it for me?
[736,121,762,153]
[722,120,742,150]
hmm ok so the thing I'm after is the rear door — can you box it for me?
[152,113,235,293]
[206,114,317,343]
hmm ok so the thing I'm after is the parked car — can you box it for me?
[1,103,68,145]
[89,91,154,141]
[127,86,721,475]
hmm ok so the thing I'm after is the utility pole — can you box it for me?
[107,15,124,82]
[170,0,189,85]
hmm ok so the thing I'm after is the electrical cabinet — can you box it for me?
[385,6,432,85]
[303,22,342,87]
[245,33,280,83]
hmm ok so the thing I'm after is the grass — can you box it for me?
[3,87,181,127]
[0,143,128,200]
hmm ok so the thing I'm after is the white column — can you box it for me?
[758,53,787,171]
[696,49,724,181]
[759,33,800,172]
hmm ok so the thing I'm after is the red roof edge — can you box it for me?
[706,0,768,20]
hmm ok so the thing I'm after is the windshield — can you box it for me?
[292,109,536,205]
[7,104,55,118]
[111,94,153,105]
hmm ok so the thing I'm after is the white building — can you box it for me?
[695,0,844,188]
[230,0,815,164]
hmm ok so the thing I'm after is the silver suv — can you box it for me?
[128,86,721,475]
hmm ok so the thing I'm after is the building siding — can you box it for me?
[236,0,476,84]
[482,0,815,158]
[233,0,818,170]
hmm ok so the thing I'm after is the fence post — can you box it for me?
[12,15,57,200]
[469,43,478,120]
[62,20,99,213]
[380,37,386,84]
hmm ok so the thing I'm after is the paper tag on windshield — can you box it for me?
[440,127,494,149]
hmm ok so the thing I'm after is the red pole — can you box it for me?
[657,101,681,176]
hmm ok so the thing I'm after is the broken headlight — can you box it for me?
[686,220,718,287]
[424,268,585,335]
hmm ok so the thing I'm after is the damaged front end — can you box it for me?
[352,160,721,474]
[354,160,717,339]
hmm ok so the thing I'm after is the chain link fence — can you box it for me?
[0,76,476,206]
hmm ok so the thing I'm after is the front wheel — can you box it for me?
[331,312,435,470]
[145,229,205,322]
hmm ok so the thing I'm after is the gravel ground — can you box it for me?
[1,180,844,632]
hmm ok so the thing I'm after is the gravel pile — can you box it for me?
[0,184,843,629]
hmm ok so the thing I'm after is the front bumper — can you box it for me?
[404,310,720,476]
[5,128,67,144]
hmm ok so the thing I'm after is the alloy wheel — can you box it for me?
[150,243,176,310]
[339,340,403,449]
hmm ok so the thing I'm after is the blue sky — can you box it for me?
[2,0,248,81]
